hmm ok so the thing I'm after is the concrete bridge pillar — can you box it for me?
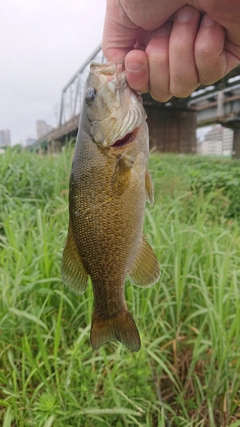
[143,96,196,153]
[47,141,52,155]
[232,129,240,159]
[47,139,62,154]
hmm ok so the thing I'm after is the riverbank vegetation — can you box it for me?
[1,147,240,426]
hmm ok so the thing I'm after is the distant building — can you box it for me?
[198,125,233,156]
[36,120,54,139]
[25,138,36,147]
[0,129,11,147]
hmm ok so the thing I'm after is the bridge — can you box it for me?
[31,45,240,158]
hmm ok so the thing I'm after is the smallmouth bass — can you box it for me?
[61,62,160,352]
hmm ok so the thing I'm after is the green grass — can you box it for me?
[1,147,240,426]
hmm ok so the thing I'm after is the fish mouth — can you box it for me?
[111,128,139,149]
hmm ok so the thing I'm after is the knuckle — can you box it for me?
[194,36,218,59]
[196,59,226,85]
[151,92,172,103]
[146,47,168,66]
[198,72,222,86]
[195,45,212,59]
[150,86,171,102]
[170,83,195,99]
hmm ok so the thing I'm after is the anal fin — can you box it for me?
[128,237,160,287]
[61,220,89,295]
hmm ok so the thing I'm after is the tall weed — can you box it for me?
[0,149,240,426]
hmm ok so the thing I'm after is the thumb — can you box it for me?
[102,0,139,62]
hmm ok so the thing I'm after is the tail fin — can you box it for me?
[90,310,141,352]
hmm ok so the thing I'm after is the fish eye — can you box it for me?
[85,87,97,104]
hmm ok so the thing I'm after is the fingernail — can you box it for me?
[176,6,195,22]
[202,14,217,27]
[126,61,145,73]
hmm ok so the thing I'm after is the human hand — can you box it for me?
[102,0,240,101]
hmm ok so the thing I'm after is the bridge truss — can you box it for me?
[59,45,105,126]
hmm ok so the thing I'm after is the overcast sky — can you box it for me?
[0,0,106,144]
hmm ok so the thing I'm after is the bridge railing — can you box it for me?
[59,45,105,126]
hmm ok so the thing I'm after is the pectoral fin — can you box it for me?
[111,155,132,195]
[61,221,89,295]
[128,237,160,287]
[145,169,154,204]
